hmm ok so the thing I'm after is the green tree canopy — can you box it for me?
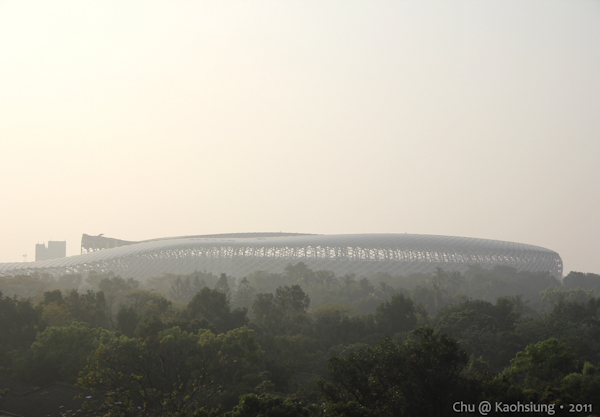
[14,321,112,385]
[253,285,310,335]
[319,327,474,417]
[187,287,248,333]
[374,293,418,335]
[504,338,579,391]
[225,393,312,417]
[79,326,264,415]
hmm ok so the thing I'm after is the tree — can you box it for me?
[541,287,594,308]
[0,291,43,372]
[434,298,521,368]
[283,263,314,289]
[341,274,357,288]
[310,303,359,348]
[187,287,247,333]
[253,293,280,331]
[320,327,474,417]
[98,276,139,294]
[410,285,444,316]
[0,274,50,299]
[0,292,43,352]
[62,289,109,328]
[558,362,600,407]
[562,271,600,292]
[39,290,74,327]
[504,338,579,391]
[253,286,310,335]
[116,305,139,337]
[55,273,83,292]
[429,268,448,308]
[276,285,310,314]
[134,314,166,339]
[446,270,464,296]
[322,401,381,417]
[374,294,418,335]
[40,301,74,327]
[147,271,215,301]
[245,270,285,294]
[232,278,256,311]
[14,321,112,386]
[215,273,232,301]
[43,289,63,304]
[435,299,519,336]
[504,294,534,317]
[115,290,171,336]
[84,274,140,328]
[170,275,205,303]
[319,270,339,289]
[79,326,264,414]
[225,393,312,417]
[358,278,374,295]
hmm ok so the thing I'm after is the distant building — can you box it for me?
[81,233,135,254]
[35,241,66,262]
[3,233,564,280]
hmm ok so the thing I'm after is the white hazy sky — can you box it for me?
[1,1,599,275]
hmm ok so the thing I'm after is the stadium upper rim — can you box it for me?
[0,232,563,280]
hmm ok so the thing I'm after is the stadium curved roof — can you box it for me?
[0,233,563,280]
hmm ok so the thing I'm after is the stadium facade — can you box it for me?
[0,233,563,280]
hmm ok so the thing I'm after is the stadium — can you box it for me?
[0,233,563,280]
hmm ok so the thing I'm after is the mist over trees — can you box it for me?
[1,264,600,415]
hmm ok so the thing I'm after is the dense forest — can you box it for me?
[1,264,600,416]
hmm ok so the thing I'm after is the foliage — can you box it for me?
[225,393,312,417]
[309,305,374,349]
[562,271,600,293]
[257,334,319,392]
[115,290,171,337]
[171,275,207,303]
[319,327,475,417]
[40,299,74,327]
[0,292,42,350]
[374,293,418,335]
[253,285,310,336]
[187,287,248,334]
[79,326,265,414]
[540,286,595,308]
[215,273,232,300]
[503,338,579,391]
[13,321,112,385]
[82,273,143,329]
[245,270,290,294]
[558,363,600,407]
[436,298,520,334]
[232,278,256,312]
[38,289,110,329]
[2,265,600,414]
[462,266,560,303]
[0,274,52,299]
[145,271,217,303]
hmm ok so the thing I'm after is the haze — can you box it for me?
[1,1,598,275]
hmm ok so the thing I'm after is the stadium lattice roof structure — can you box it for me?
[0,233,563,280]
